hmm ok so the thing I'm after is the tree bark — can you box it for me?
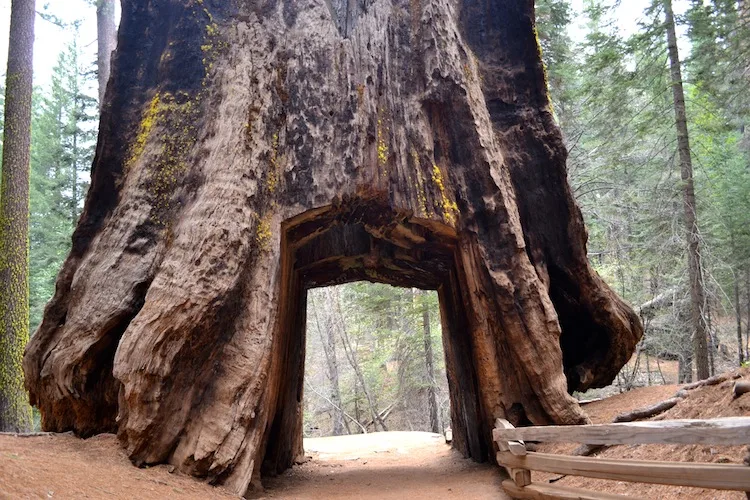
[96,0,116,110]
[0,0,35,433]
[664,0,710,381]
[420,290,440,434]
[23,1,643,494]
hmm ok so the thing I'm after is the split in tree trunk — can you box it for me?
[23,1,642,495]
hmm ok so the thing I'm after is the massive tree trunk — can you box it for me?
[96,0,117,109]
[0,0,35,433]
[664,0,710,381]
[23,0,642,495]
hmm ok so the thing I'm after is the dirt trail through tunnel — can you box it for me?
[261,432,506,499]
[0,431,506,499]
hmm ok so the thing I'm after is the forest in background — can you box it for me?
[303,284,447,437]
[0,0,748,434]
[537,0,750,384]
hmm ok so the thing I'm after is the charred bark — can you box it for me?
[24,0,642,495]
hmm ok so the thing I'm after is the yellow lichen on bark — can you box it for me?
[411,148,431,218]
[432,164,458,226]
[126,92,162,171]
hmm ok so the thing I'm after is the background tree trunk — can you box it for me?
[0,0,35,433]
[334,289,387,432]
[96,0,116,109]
[23,0,643,494]
[664,0,710,381]
[420,290,440,434]
[736,274,744,366]
[313,291,347,436]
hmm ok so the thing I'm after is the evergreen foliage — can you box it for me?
[28,38,97,330]
[537,0,750,382]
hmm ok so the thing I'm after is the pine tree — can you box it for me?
[664,0,711,381]
[29,40,97,330]
[0,0,36,432]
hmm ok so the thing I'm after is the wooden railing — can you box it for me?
[493,417,750,499]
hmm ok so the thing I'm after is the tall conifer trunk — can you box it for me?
[664,0,710,381]
[0,0,35,432]
[736,273,744,366]
[421,292,440,434]
[317,290,346,436]
[96,0,116,109]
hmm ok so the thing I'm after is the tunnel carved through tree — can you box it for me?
[22,0,642,496]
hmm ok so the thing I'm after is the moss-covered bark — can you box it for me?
[0,0,35,433]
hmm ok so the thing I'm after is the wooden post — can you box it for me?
[494,418,531,487]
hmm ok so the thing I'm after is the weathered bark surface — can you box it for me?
[0,0,35,433]
[24,0,642,495]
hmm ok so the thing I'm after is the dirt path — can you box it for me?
[260,432,506,500]
[4,378,746,499]
[0,431,505,499]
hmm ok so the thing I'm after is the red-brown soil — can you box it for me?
[0,431,504,499]
[0,433,237,499]
[2,371,748,499]
[538,369,750,499]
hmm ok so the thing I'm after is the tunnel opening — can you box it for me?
[260,197,488,476]
[303,282,450,438]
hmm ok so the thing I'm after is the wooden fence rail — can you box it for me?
[493,417,750,500]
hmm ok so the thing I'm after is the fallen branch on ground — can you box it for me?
[733,381,750,399]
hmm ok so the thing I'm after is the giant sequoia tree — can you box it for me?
[23,0,642,495]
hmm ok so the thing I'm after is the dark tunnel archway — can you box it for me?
[260,198,488,474]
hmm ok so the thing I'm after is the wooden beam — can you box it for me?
[497,451,750,491]
[495,418,527,456]
[492,417,750,446]
[501,480,636,500]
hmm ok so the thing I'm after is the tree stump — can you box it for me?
[23,0,642,495]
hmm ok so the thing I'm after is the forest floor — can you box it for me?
[1,370,748,499]
[0,430,504,499]
[539,368,750,499]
